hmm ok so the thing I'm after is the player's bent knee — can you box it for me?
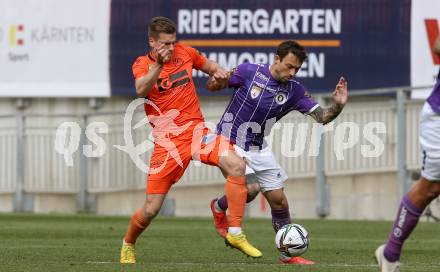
[247,182,260,193]
[246,183,260,203]
[271,197,289,210]
[246,191,259,203]
[420,180,440,200]
[233,159,246,175]
[144,209,159,220]
[424,189,440,201]
[432,182,440,195]
[224,156,246,176]
[143,206,161,220]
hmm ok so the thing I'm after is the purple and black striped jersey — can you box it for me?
[216,62,318,151]
[427,69,440,114]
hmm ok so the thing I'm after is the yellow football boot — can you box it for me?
[120,243,136,264]
[225,232,263,258]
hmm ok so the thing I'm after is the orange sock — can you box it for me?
[124,208,150,244]
[225,175,247,227]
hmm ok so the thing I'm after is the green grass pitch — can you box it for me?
[0,214,438,271]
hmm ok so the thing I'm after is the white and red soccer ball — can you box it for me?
[275,223,310,257]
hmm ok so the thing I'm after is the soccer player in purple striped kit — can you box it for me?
[375,35,440,272]
[206,40,348,264]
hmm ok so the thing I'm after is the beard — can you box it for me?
[278,76,290,83]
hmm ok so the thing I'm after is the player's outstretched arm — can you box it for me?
[205,70,232,91]
[309,77,348,125]
[434,35,440,57]
[202,59,231,91]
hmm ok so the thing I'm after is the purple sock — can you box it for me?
[217,195,228,211]
[217,194,255,211]
[384,194,424,262]
[271,208,291,233]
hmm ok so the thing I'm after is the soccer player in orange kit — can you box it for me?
[119,16,262,264]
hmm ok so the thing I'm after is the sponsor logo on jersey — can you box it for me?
[266,86,277,93]
[256,71,269,81]
[252,81,265,88]
[157,69,190,92]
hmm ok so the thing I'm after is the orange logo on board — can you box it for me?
[10,24,25,46]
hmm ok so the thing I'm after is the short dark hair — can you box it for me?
[276,40,307,62]
[148,16,177,39]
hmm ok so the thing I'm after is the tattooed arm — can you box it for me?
[309,104,344,125]
[309,77,348,125]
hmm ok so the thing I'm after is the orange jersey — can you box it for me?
[132,43,207,131]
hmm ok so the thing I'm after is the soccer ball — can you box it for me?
[275,223,309,257]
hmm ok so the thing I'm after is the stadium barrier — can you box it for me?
[0,115,17,194]
[0,86,433,218]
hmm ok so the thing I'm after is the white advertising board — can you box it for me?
[411,0,440,98]
[0,0,111,97]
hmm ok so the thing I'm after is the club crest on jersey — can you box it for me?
[251,84,262,99]
[173,57,183,66]
[275,92,288,105]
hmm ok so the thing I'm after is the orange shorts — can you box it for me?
[146,127,234,194]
